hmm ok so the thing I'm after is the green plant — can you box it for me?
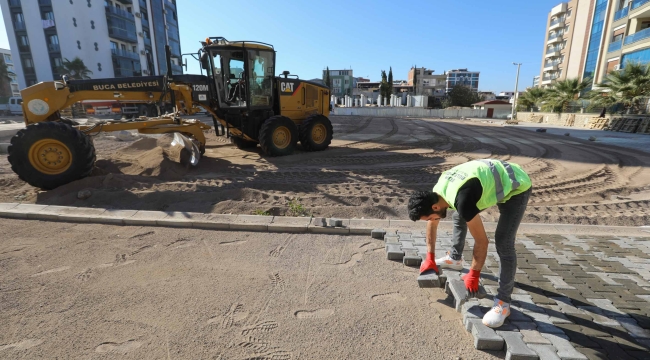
[589,61,650,114]
[544,77,591,114]
[253,209,271,216]
[287,198,308,216]
[518,87,547,111]
[56,57,93,80]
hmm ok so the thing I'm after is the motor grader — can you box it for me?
[9,37,332,190]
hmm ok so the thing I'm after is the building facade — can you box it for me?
[445,68,480,92]
[0,48,21,96]
[538,0,650,88]
[322,69,354,96]
[1,0,182,91]
[598,0,650,84]
[407,67,446,96]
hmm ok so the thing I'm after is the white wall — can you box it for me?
[53,1,115,79]
[333,107,488,118]
[0,2,26,90]
[22,0,51,82]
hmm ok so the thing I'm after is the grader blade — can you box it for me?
[172,132,201,167]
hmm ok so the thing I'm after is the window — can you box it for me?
[4,54,11,63]
[132,45,137,53]
[43,11,54,20]
[110,41,118,50]
[53,57,62,67]
[248,50,274,106]
[121,44,126,51]
[613,33,624,42]
[333,79,341,86]
[344,79,349,85]
[14,13,24,23]
[115,3,121,9]
[105,0,110,6]
[19,35,29,46]
[24,58,33,68]
[127,7,132,13]
[48,34,59,45]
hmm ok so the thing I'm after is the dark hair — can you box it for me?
[407,191,439,221]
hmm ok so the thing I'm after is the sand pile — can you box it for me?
[105,134,188,180]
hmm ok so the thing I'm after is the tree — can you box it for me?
[518,87,547,111]
[324,66,331,89]
[544,77,590,113]
[388,67,394,95]
[412,65,418,95]
[447,85,483,107]
[589,61,650,114]
[380,70,390,101]
[0,58,13,98]
[56,57,93,80]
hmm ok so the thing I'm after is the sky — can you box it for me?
[0,0,563,92]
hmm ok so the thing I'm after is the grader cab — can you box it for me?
[8,38,332,189]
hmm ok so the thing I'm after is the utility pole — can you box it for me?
[512,62,522,121]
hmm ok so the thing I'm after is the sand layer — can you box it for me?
[1,116,649,226]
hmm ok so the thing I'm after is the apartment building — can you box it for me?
[445,69,480,92]
[599,0,650,84]
[407,67,446,96]
[1,0,182,91]
[322,69,354,96]
[539,1,594,87]
[0,48,21,96]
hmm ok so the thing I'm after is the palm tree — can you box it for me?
[0,58,13,97]
[544,77,591,113]
[518,87,547,111]
[56,57,92,80]
[589,61,650,114]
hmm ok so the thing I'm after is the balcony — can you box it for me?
[9,0,21,7]
[624,27,650,45]
[632,0,650,10]
[18,45,30,53]
[139,0,147,9]
[171,63,182,74]
[550,3,567,16]
[545,50,560,59]
[47,43,60,52]
[614,7,630,21]
[114,66,141,78]
[111,48,140,60]
[108,25,137,43]
[14,21,26,31]
[164,0,176,11]
[141,16,149,28]
[144,37,151,46]
[105,5,135,21]
[547,34,563,44]
[608,39,623,52]
[549,18,565,31]
[115,0,133,4]
[38,0,51,5]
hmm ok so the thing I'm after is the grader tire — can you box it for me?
[8,121,96,190]
[232,136,258,149]
[300,114,333,152]
[259,115,298,156]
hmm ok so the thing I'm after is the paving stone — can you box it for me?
[462,301,484,331]
[386,244,404,261]
[626,351,650,360]
[575,347,609,360]
[403,250,422,267]
[521,330,552,345]
[587,299,627,316]
[497,331,539,360]
[417,270,442,288]
[328,218,343,227]
[413,238,427,247]
[513,321,537,331]
[536,322,566,335]
[613,334,650,352]
[469,319,504,350]
[400,241,416,250]
[575,306,620,327]
[528,344,561,360]
[448,279,487,312]
[616,317,650,339]
[592,338,636,360]
[555,324,600,348]
[371,228,386,239]
[541,305,573,324]
[312,217,327,227]
[541,333,588,360]
[385,237,400,245]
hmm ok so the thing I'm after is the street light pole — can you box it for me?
[512,62,522,121]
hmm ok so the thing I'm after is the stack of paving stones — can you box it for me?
[380,229,650,359]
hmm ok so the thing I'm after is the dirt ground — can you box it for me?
[1,116,650,226]
[0,219,499,359]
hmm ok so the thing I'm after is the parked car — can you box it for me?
[0,97,23,116]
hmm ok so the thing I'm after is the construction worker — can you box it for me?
[407,159,532,328]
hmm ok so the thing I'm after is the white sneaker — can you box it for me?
[482,298,510,328]
[435,252,463,270]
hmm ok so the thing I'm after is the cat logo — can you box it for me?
[280,82,295,93]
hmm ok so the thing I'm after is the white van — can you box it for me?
[0,97,23,116]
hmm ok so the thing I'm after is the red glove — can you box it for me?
[462,269,481,294]
[419,253,439,275]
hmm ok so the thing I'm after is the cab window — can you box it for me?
[247,50,274,107]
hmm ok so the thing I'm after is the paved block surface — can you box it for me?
[371,228,386,239]
[417,270,441,288]
[378,231,650,358]
[497,331,538,360]
[470,319,504,351]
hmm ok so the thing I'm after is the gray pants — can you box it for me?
[449,188,531,304]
